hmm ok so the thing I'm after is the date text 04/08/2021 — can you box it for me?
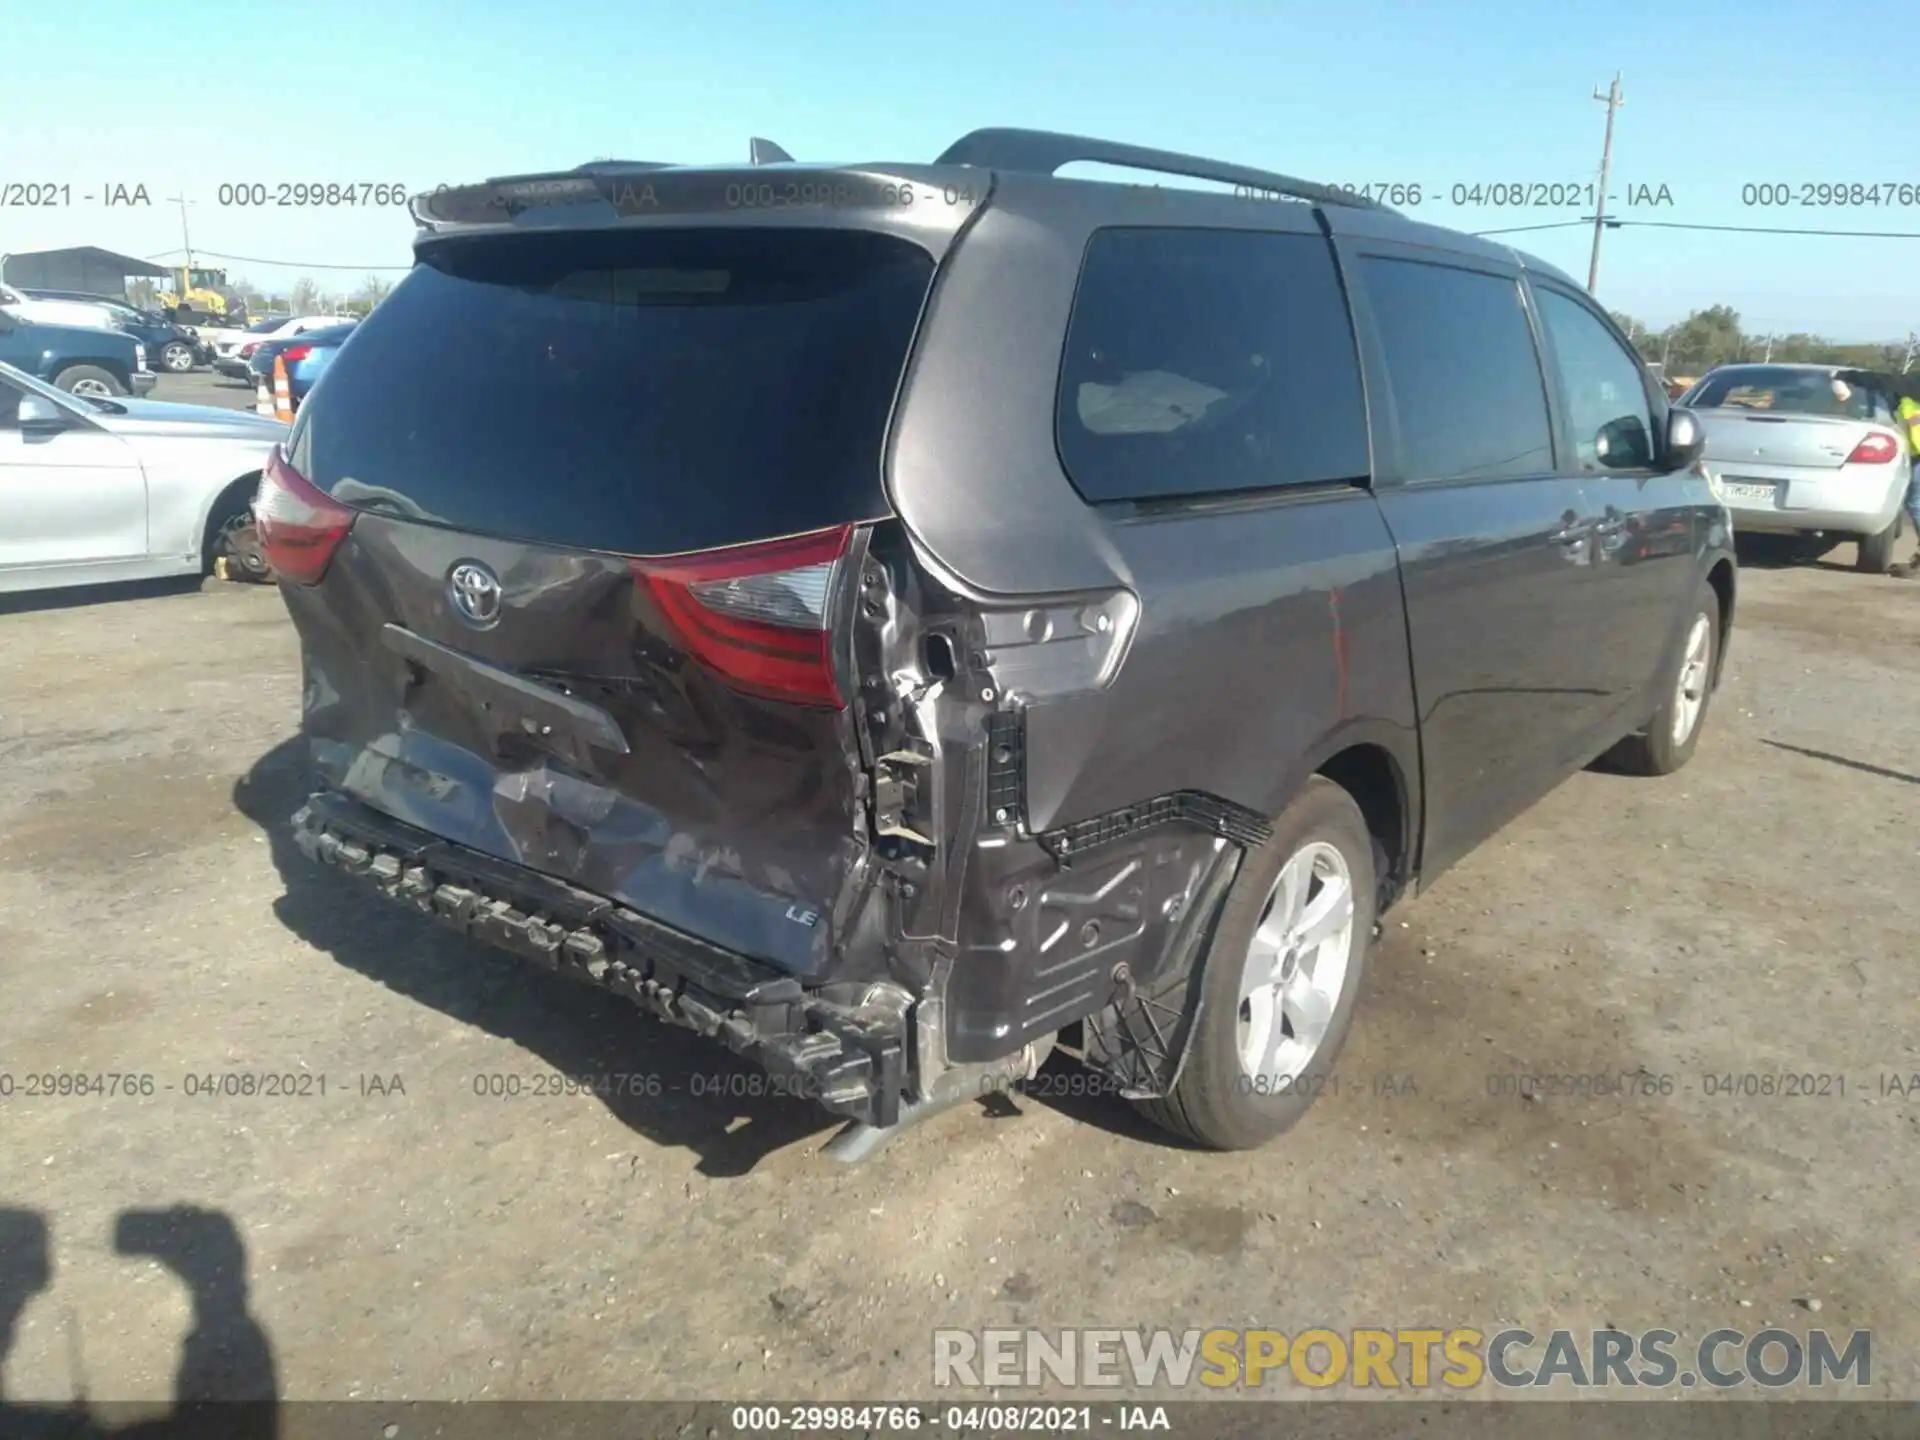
[1483,1072,1857,1099]
[466,1070,812,1100]
[727,1404,1172,1432]
[1210,181,1676,208]
[977,1070,1417,1100]
[0,1072,398,1098]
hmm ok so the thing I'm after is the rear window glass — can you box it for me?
[1685,368,1879,419]
[1360,257,1555,481]
[288,227,934,555]
[1054,228,1369,503]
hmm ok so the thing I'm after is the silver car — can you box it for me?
[1679,362,1912,573]
[0,360,287,595]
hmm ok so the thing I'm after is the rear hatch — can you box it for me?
[263,184,968,976]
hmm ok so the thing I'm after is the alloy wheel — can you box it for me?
[1235,840,1357,1085]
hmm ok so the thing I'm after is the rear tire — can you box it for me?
[1606,582,1721,777]
[52,364,127,398]
[1857,514,1900,575]
[160,340,196,373]
[1132,777,1376,1151]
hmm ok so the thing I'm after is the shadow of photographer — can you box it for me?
[0,1203,276,1440]
[232,737,837,1177]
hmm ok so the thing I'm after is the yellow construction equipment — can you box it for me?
[156,266,246,326]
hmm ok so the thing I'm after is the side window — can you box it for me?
[1055,228,1369,503]
[1359,256,1555,482]
[1534,287,1657,471]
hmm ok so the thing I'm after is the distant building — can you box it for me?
[0,246,170,298]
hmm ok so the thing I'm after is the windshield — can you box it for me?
[1684,367,1879,419]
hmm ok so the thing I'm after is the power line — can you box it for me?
[143,247,411,271]
[1589,218,1920,239]
[1473,217,1920,239]
[1473,220,1592,236]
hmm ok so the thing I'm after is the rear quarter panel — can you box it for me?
[887,176,1420,833]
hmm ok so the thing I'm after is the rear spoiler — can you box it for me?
[409,163,993,246]
[412,125,1386,233]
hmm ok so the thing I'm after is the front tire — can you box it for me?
[52,364,128,398]
[1133,776,1376,1151]
[1857,513,1900,575]
[203,484,269,580]
[1607,582,1721,777]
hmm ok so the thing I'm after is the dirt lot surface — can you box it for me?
[1,537,1917,1411]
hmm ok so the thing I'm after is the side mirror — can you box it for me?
[1594,414,1654,469]
[18,395,70,431]
[1664,407,1705,471]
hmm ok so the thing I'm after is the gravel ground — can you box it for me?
[0,537,1916,1413]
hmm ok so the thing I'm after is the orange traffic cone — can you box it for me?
[272,356,294,422]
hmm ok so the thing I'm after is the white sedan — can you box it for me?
[0,360,287,596]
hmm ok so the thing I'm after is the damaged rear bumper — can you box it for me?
[290,791,908,1128]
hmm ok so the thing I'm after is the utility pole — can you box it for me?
[1587,73,1624,294]
[1903,332,1917,373]
[166,195,195,270]
[1763,330,1775,362]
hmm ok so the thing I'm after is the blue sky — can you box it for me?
[5,0,1914,338]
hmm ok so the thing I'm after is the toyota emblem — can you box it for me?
[447,561,503,627]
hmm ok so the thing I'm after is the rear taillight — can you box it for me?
[1845,433,1899,465]
[281,343,313,366]
[240,342,259,358]
[254,447,354,585]
[630,524,852,708]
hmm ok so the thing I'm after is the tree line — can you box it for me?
[1607,304,1916,376]
[127,273,394,319]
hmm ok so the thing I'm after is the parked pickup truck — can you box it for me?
[265,128,1735,1161]
[0,311,157,397]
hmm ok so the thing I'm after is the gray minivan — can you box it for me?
[259,129,1733,1157]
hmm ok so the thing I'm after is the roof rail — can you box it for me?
[749,137,795,165]
[933,127,1386,210]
